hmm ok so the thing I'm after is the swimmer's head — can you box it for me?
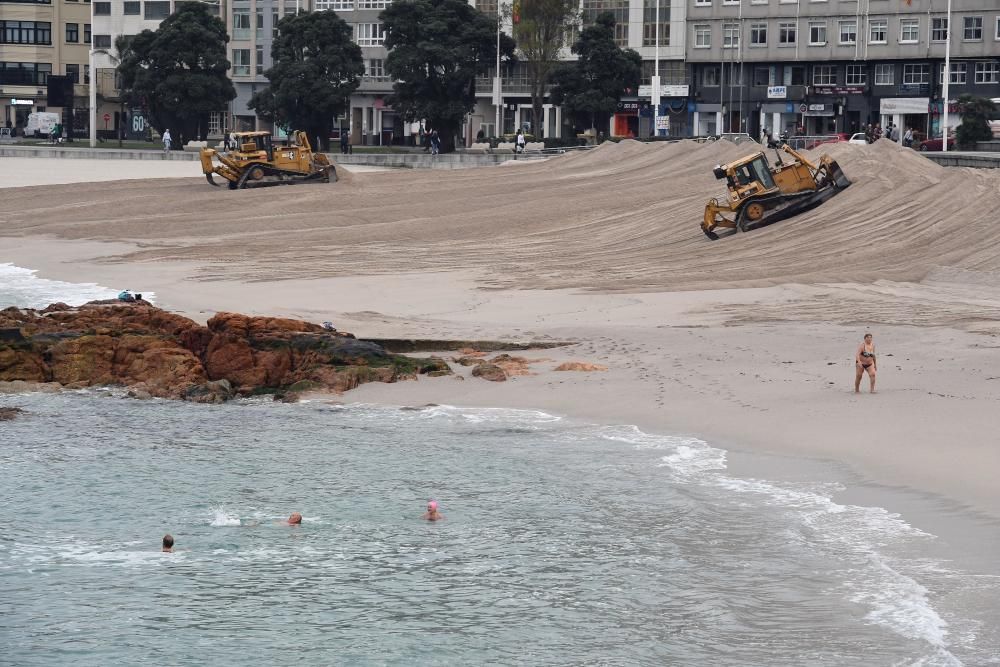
[427,500,438,511]
[162,534,174,550]
[287,512,302,525]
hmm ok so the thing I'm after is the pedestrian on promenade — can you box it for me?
[430,129,440,155]
[162,128,172,153]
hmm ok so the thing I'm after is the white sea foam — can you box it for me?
[599,424,962,665]
[0,262,154,309]
[210,507,242,527]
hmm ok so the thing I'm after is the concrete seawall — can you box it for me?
[0,145,199,161]
[921,152,1000,169]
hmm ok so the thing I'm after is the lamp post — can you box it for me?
[941,0,952,151]
[494,3,503,140]
[651,0,661,137]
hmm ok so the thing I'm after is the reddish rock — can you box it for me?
[471,362,507,382]
[554,361,608,372]
[0,301,444,401]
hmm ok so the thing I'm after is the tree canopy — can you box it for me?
[954,94,997,148]
[249,10,364,151]
[116,2,236,147]
[548,12,641,134]
[512,0,579,138]
[381,0,515,152]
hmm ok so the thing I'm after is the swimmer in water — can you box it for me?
[285,512,303,525]
[162,534,174,552]
[422,500,444,521]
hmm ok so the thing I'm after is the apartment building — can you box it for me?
[686,0,1000,139]
[467,0,687,139]
[1,0,91,135]
[228,0,398,146]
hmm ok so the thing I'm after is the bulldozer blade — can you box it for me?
[703,228,720,241]
[827,160,851,189]
[205,174,220,187]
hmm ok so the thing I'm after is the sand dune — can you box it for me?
[1,140,998,296]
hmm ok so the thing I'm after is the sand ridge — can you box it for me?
[2,140,998,295]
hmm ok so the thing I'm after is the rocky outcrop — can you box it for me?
[0,302,449,401]
[0,406,23,421]
[471,362,507,382]
[554,361,608,372]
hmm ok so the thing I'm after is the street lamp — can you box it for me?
[941,0,952,151]
[494,2,505,140]
[651,0,661,137]
[88,48,111,148]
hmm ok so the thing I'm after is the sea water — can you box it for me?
[1,393,998,666]
[0,263,153,310]
[1,266,998,665]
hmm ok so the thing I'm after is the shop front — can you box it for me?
[4,95,43,136]
[637,84,690,137]
[879,97,930,142]
[612,100,643,138]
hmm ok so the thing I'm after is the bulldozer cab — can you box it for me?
[716,153,777,203]
[231,131,273,160]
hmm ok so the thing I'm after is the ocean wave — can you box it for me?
[598,423,961,666]
[0,263,148,309]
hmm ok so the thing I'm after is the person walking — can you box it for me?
[162,128,172,153]
[430,129,440,155]
[340,129,349,155]
[903,127,913,148]
[854,333,877,394]
[515,129,526,154]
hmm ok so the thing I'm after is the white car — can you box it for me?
[848,133,868,145]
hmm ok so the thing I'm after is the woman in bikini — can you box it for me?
[855,333,877,394]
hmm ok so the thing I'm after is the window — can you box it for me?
[869,18,886,44]
[839,21,856,44]
[366,58,389,82]
[694,24,710,48]
[723,23,739,48]
[813,64,837,85]
[931,17,948,42]
[975,61,999,83]
[778,22,797,46]
[208,112,223,136]
[963,16,982,41]
[233,11,251,40]
[357,0,389,7]
[642,0,669,47]
[899,18,918,44]
[123,1,139,13]
[65,63,80,83]
[1,21,53,45]
[845,64,865,85]
[84,23,90,43]
[752,66,770,86]
[809,21,826,45]
[316,0,353,9]
[694,0,710,6]
[940,62,967,85]
[93,1,109,14]
[749,23,767,46]
[722,0,738,5]
[751,0,766,5]
[997,16,1000,40]
[84,64,88,84]
[255,44,263,75]
[583,0,628,46]
[701,65,720,87]
[784,65,805,86]
[65,22,78,42]
[256,7,264,37]
[144,1,170,19]
[232,49,250,76]
[272,12,279,37]
[902,63,929,85]
[93,34,110,48]
[356,23,384,46]
[874,63,893,85]
[0,62,52,85]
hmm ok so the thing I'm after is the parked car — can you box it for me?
[916,135,956,152]
[848,132,868,145]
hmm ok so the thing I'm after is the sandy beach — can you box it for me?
[1,144,999,526]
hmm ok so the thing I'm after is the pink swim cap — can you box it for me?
[427,500,438,510]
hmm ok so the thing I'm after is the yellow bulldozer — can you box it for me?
[701,144,851,240]
[200,130,336,189]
